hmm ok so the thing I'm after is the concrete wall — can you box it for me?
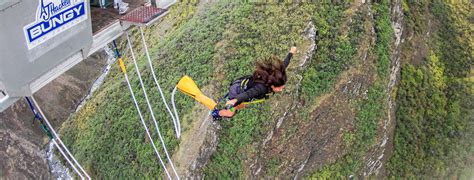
[0,0,93,99]
[155,0,176,9]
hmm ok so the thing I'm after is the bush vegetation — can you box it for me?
[387,0,473,178]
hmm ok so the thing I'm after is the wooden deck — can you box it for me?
[91,0,147,34]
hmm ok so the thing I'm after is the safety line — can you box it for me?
[52,139,84,180]
[29,96,91,180]
[139,27,181,138]
[125,31,179,179]
[113,40,172,179]
[170,87,181,136]
[117,58,172,179]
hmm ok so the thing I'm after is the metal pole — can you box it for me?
[29,96,91,179]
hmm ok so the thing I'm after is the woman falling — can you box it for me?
[212,46,297,120]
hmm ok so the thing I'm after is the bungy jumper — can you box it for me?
[175,49,295,118]
[175,76,263,111]
[175,76,268,110]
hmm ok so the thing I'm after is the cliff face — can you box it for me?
[0,52,107,179]
[1,0,472,179]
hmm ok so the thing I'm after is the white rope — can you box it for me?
[170,87,181,136]
[126,31,179,179]
[30,96,91,180]
[121,72,172,179]
[139,27,181,138]
[52,139,84,180]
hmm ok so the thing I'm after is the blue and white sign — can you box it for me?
[23,0,87,49]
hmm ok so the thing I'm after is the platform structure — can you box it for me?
[0,0,176,112]
[91,0,147,34]
[88,1,169,60]
[121,6,168,27]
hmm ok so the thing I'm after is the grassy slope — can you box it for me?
[60,1,235,178]
[387,0,473,178]
[59,0,472,178]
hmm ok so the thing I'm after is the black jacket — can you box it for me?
[235,52,293,104]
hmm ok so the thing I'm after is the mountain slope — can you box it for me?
[54,0,473,178]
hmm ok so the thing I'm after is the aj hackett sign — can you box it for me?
[23,0,87,49]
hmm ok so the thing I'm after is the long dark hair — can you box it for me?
[252,56,287,87]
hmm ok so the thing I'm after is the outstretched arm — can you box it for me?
[284,46,297,69]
